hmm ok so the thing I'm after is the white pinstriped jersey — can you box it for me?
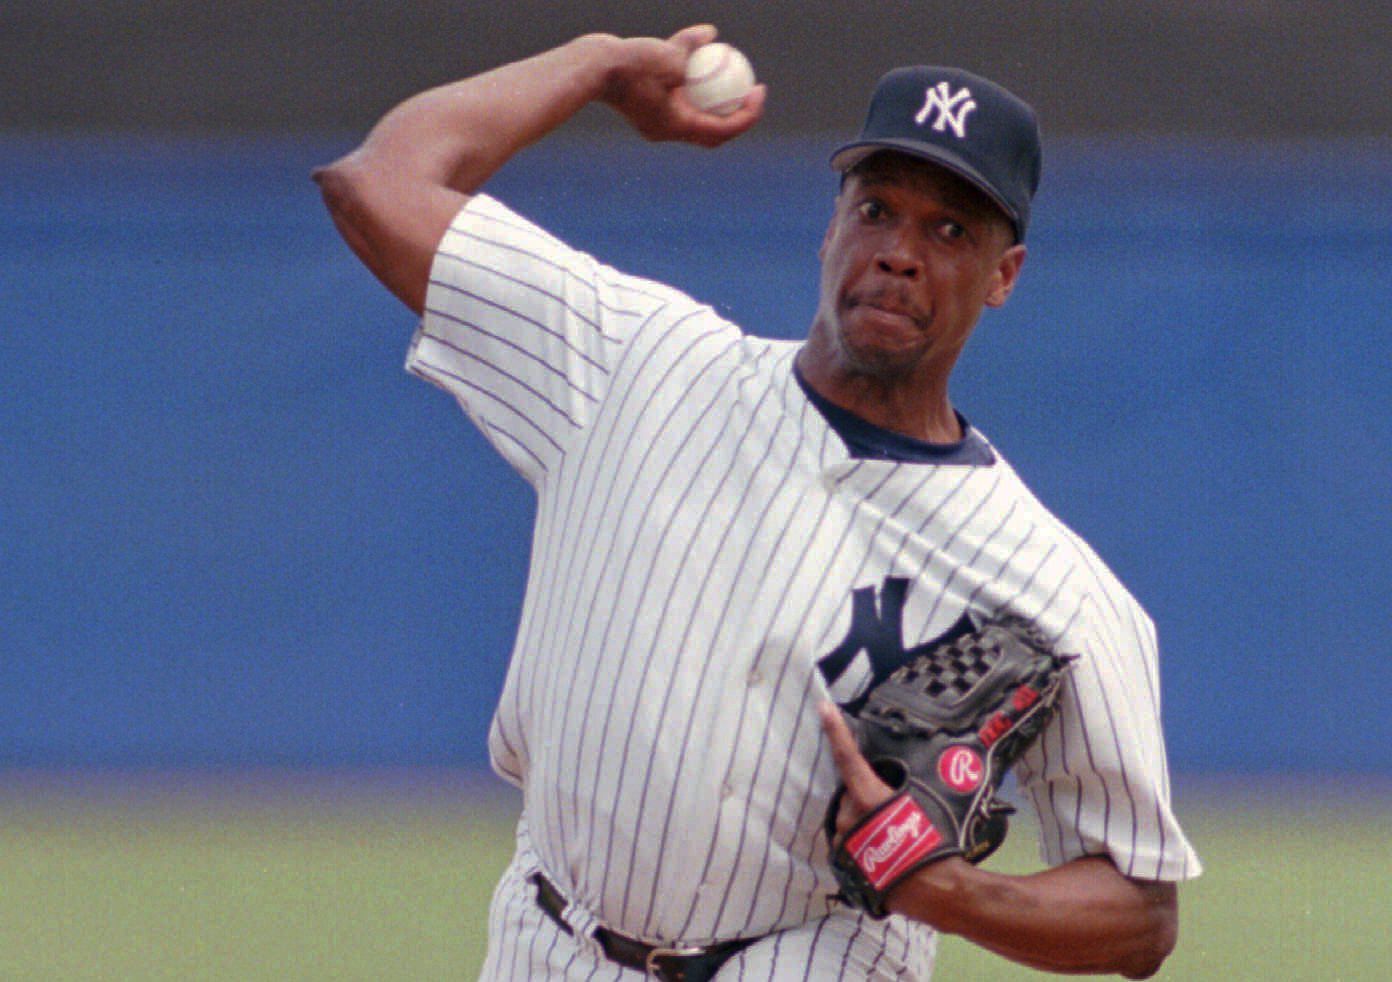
[407,194,1201,970]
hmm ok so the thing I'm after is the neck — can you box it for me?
[795,340,962,443]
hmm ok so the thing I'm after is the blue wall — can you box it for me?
[3,135,1388,772]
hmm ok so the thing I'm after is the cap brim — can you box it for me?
[829,139,1021,236]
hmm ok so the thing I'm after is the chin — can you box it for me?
[837,332,928,380]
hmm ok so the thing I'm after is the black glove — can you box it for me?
[825,617,1075,917]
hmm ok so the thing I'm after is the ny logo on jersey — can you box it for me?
[817,576,974,713]
[914,82,977,138]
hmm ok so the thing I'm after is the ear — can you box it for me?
[984,244,1026,308]
[818,193,843,262]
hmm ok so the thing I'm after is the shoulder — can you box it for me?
[430,193,738,348]
[981,449,1154,652]
[437,194,689,305]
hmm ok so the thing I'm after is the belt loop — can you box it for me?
[527,872,571,934]
[528,871,604,956]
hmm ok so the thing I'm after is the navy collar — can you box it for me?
[793,362,996,466]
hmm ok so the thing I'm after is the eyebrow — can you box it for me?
[851,173,992,216]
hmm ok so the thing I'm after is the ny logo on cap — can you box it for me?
[914,82,977,138]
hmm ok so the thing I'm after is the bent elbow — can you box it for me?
[310,148,460,315]
[1121,897,1178,979]
[309,154,409,304]
[311,156,368,223]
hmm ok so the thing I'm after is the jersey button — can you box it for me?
[748,668,763,685]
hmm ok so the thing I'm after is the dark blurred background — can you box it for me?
[4,1,1390,136]
[2,2,1389,778]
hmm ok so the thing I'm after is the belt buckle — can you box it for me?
[645,943,708,980]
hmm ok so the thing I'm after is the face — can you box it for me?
[809,153,1025,383]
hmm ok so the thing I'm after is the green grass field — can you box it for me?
[1,775,1386,981]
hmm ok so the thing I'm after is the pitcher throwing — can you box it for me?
[315,24,1200,980]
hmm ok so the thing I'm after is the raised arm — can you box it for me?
[819,703,1179,979]
[312,25,765,314]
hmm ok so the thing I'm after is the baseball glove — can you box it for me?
[825,617,1075,917]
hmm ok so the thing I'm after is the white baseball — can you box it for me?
[683,42,756,116]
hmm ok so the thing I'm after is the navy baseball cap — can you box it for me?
[831,66,1042,240]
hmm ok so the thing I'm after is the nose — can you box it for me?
[874,231,922,279]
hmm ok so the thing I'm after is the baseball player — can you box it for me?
[315,24,1200,980]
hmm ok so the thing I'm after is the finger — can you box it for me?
[667,23,718,54]
[676,83,767,146]
[818,701,892,810]
[721,83,767,126]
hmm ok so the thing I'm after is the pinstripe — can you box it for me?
[757,465,970,928]
[601,355,792,923]
[644,477,834,932]
[893,936,915,980]
[763,679,840,929]
[424,290,607,395]
[808,465,981,656]
[415,318,588,428]
[571,336,754,889]
[538,304,705,636]
[502,303,674,805]
[434,249,636,340]
[1031,773,1068,867]
[781,693,839,927]
[1067,669,1106,854]
[407,355,566,453]
[895,468,1011,634]
[653,412,826,926]
[498,443,572,776]
[537,915,564,981]
[481,419,548,477]
[544,323,737,869]
[530,310,718,857]
[459,206,681,310]
[750,470,1017,932]
[1086,662,1142,875]
[409,195,1199,977]
[727,468,940,930]
[673,487,832,935]
[864,914,888,977]
[689,465,918,934]
[765,927,788,975]
[997,546,1144,869]
[1032,562,1081,636]
[805,914,830,973]
[914,496,1020,631]
[440,227,611,309]
[1040,512,1165,720]
[503,869,536,979]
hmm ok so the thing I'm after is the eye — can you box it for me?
[857,199,887,221]
[937,219,967,241]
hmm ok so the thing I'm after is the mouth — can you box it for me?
[847,293,929,333]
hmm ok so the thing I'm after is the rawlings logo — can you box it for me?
[847,797,943,889]
[938,745,984,793]
[860,811,923,872]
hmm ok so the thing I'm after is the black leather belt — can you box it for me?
[529,872,756,981]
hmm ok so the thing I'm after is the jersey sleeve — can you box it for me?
[405,194,685,487]
[1016,606,1203,883]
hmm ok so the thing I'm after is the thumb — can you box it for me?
[819,702,894,813]
[667,23,718,54]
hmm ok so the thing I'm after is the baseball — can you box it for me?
[683,42,756,116]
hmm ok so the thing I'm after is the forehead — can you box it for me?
[843,152,1005,223]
